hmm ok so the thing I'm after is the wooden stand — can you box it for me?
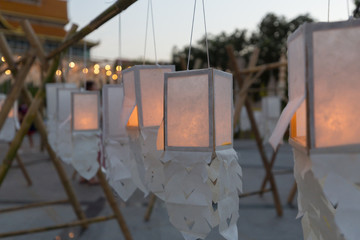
[0,1,137,238]
[227,45,285,217]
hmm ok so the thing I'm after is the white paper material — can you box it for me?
[56,116,73,163]
[0,118,16,142]
[161,149,242,240]
[261,96,281,143]
[269,95,305,149]
[104,139,137,201]
[71,132,100,180]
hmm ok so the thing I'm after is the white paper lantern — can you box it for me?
[0,94,18,142]
[71,91,101,180]
[102,84,137,201]
[55,87,79,163]
[160,68,242,240]
[121,65,175,197]
[270,19,360,240]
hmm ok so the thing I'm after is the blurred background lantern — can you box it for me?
[0,94,18,142]
[71,91,101,180]
[160,68,242,240]
[270,19,360,240]
[120,64,175,198]
[102,84,137,201]
[55,87,79,163]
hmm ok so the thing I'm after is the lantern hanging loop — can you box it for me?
[186,0,210,70]
[118,15,122,67]
[143,0,158,65]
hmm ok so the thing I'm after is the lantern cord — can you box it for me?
[143,0,158,65]
[328,0,331,22]
[83,41,87,88]
[202,0,210,69]
[118,15,122,66]
[187,0,197,70]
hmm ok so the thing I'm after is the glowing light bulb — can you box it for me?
[94,68,100,74]
[94,63,100,69]
[69,62,75,68]
[112,74,118,80]
[1,56,5,62]
[5,69,11,75]
[116,65,122,71]
[106,70,112,76]
[56,70,62,76]
[82,68,88,74]
[105,64,111,71]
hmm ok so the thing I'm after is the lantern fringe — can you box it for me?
[103,139,137,201]
[161,148,242,240]
[71,132,100,180]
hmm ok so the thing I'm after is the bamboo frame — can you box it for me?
[0,1,137,238]
[227,45,283,216]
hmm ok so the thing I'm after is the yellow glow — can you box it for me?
[56,70,62,76]
[112,74,118,80]
[116,65,122,71]
[69,62,75,68]
[127,105,139,127]
[105,64,111,70]
[68,232,75,238]
[1,56,5,62]
[94,68,100,74]
[94,63,100,69]
[106,70,112,76]
[5,70,11,75]
[82,68,88,74]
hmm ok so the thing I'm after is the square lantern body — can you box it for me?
[71,91,100,132]
[46,83,77,119]
[288,20,360,152]
[122,65,175,129]
[102,84,125,140]
[164,68,233,152]
[57,88,79,125]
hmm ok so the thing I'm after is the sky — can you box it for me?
[66,0,355,62]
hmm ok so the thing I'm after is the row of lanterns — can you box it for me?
[45,64,242,240]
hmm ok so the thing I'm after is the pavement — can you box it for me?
[0,134,303,240]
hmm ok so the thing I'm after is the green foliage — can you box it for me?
[354,0,360,18]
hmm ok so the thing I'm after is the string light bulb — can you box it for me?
[1,56,5,62]
[94,68,100,74]
[82,68,88,74]
[112,74,118,80]
[56,70,62,76]
[116,65,122,71]
[69,62,75,68]
[105,64,111,71]
[106,70,112,76]
[5,69,11,75]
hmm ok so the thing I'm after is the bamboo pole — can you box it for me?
[15,154,32,186]
[240,61,287,75]
[227,45,283,216]
[0,199,68,214]
[0,34,16,70]
[144,193,157,222]
[259,148,279,196]
[287,182,297,206]
[0,215,116,238]
[97,169,133,240]
[46,0,137,60]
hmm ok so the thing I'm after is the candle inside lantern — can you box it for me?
[72,92,99,131]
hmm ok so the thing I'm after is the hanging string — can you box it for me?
[187,0,210,70]
[328,0,331,22]
[201,0,210,69]
[83,41,87,88]
[143,0,158,65]
[150,0,158,65]
[118,15,122,66]
[187,0,197,70]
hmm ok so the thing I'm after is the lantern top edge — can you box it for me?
[164,68,231,79]
[122,64,175,74]
[102,84,122,90]
[288,19,360,44]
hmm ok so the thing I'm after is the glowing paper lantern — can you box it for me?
[71,91,100,179]
[0,94,18,142]
[270,19,360,240]
[160,68,242,240]
[121,65,175,197]
[102,84,137,201]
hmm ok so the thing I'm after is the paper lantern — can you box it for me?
[102,84,137,201]
[71,91,100,180]
[270,20,360,151]
[270,19,360,240]
[160,68,242,240]
[55,87,79,163]
[120,65,175,197]
[71,91,100,132]
[0,94,18,142]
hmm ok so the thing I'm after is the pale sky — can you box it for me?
[66,0,355,62]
